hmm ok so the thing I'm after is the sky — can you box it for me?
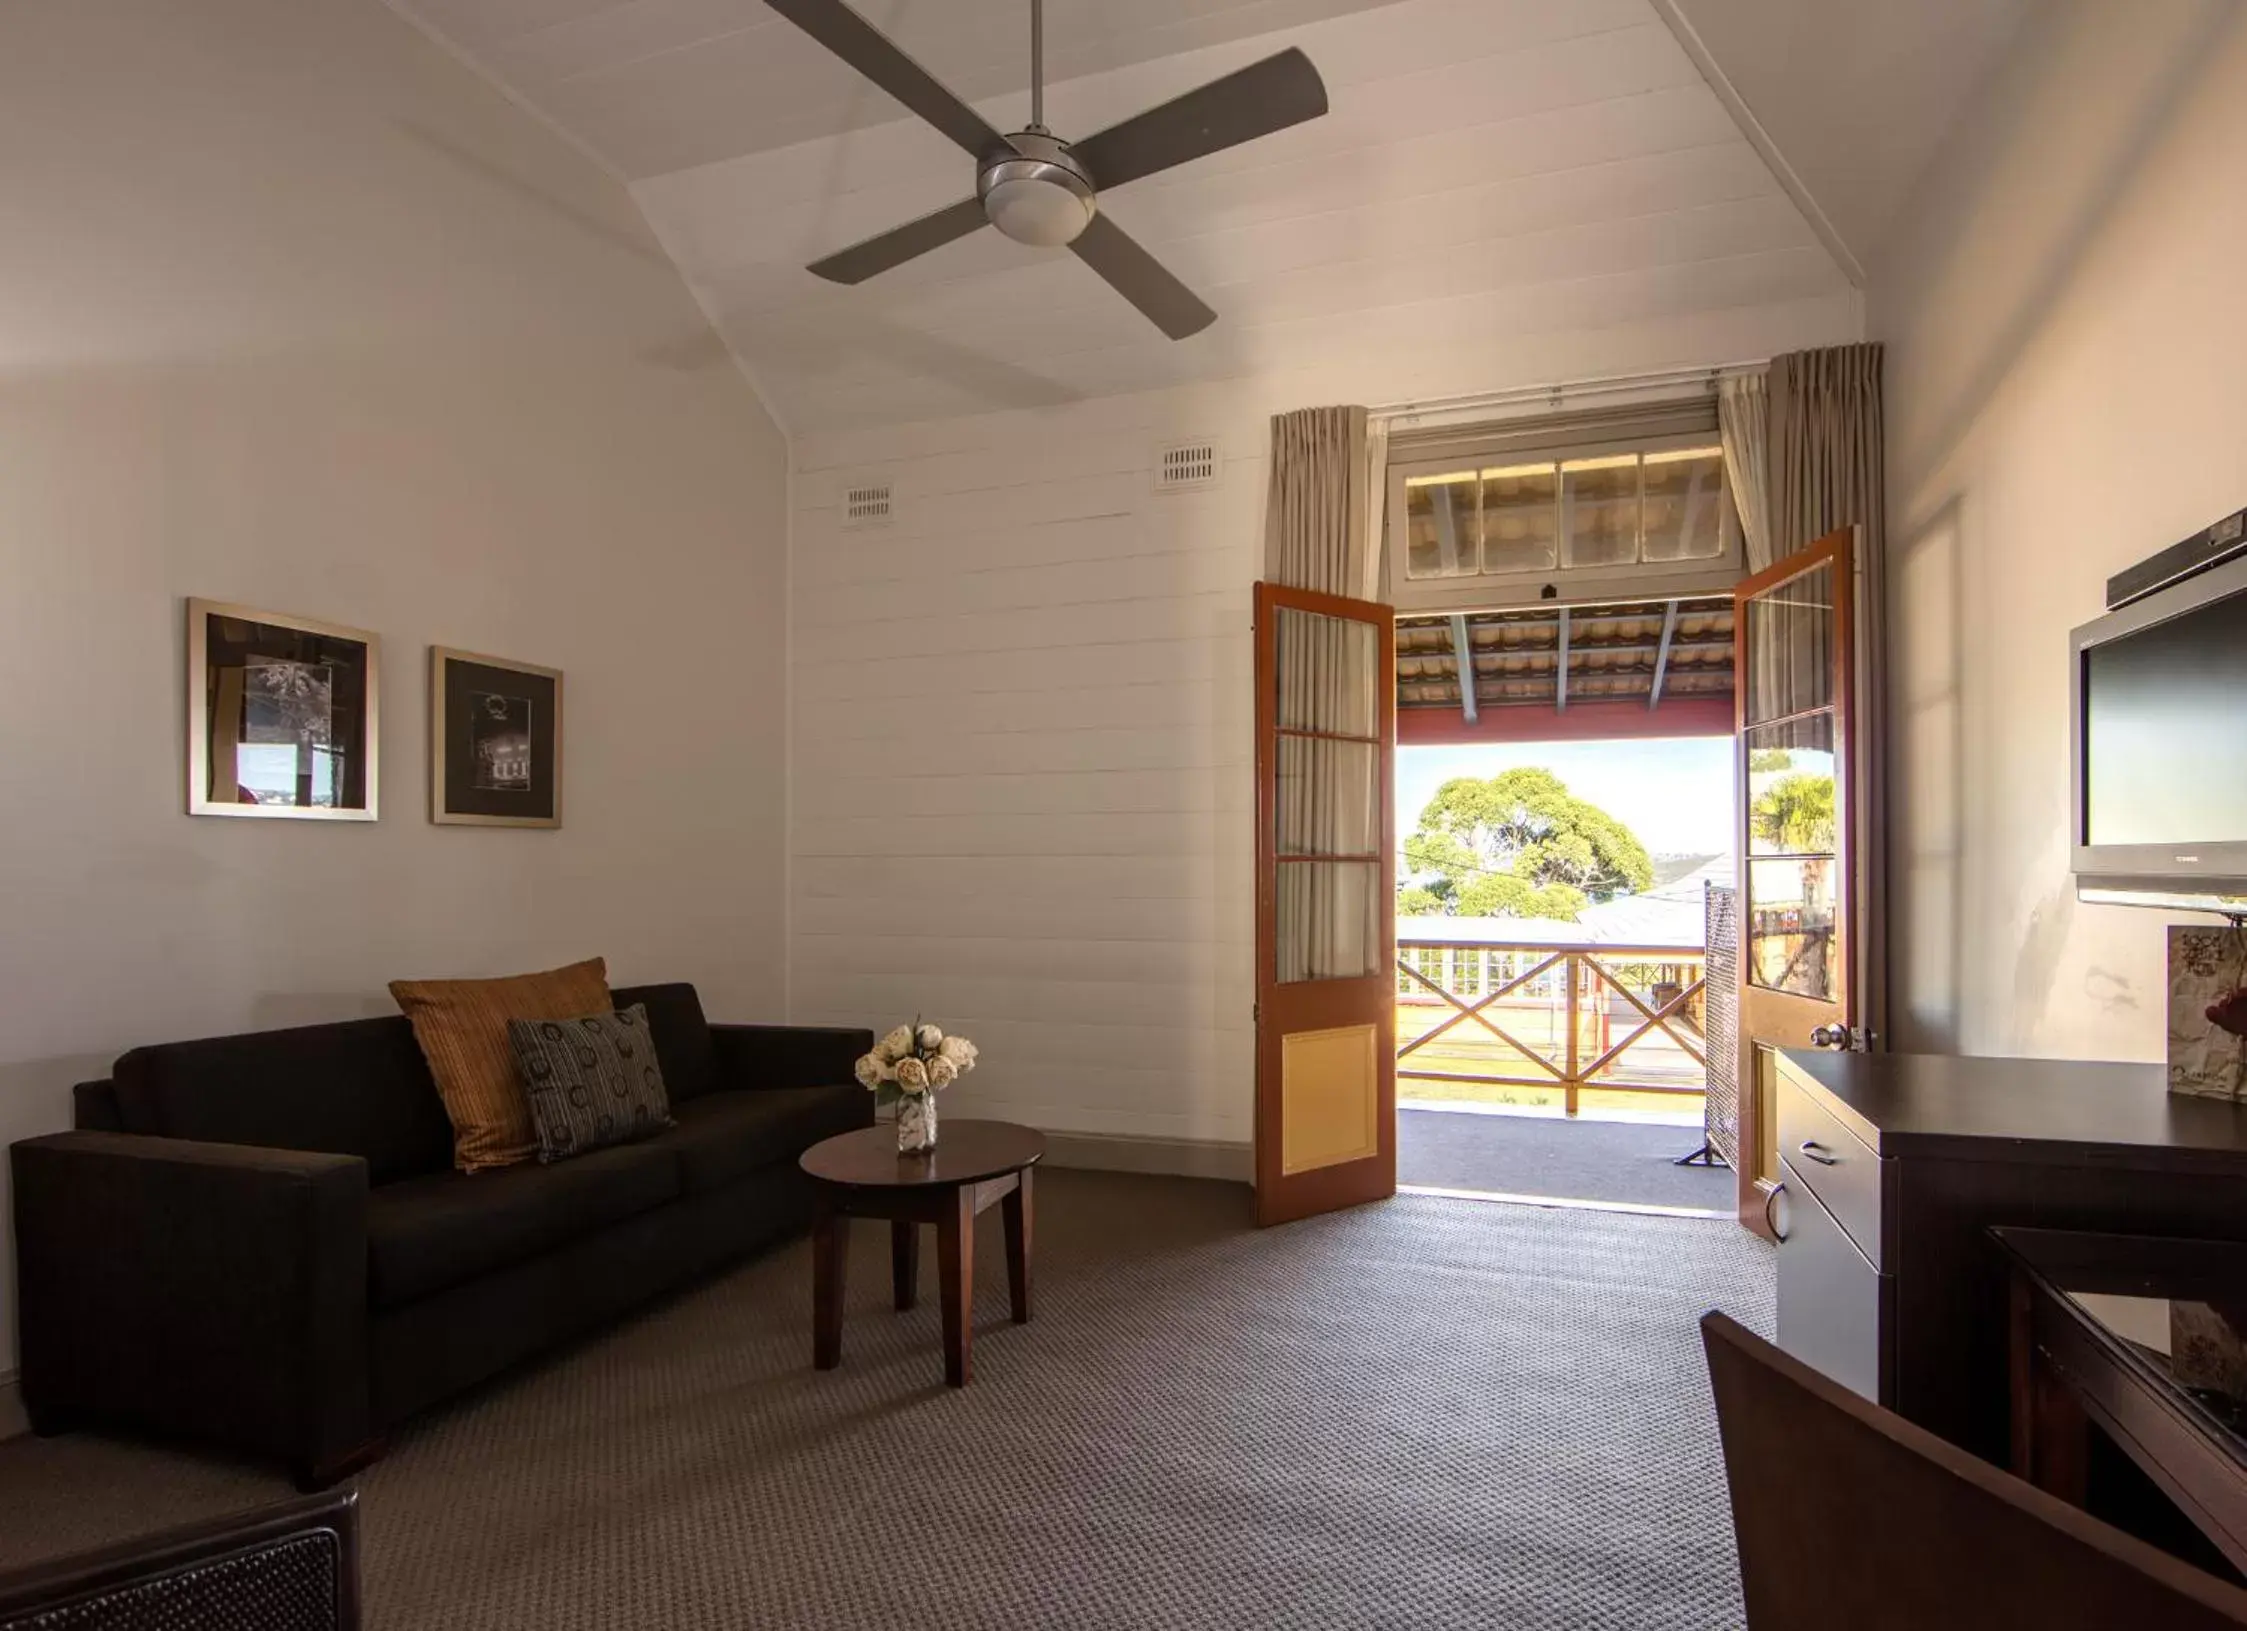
[1396,735,1735,857]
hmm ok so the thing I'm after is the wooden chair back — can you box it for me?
[1702,1310,2247,1629]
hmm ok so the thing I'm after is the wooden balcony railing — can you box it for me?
[1395,937,1709,1114]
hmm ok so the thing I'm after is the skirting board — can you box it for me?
[1041,1132,1251,1185]
[0,1373,25,1441]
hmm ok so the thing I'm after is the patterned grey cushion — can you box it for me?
[507,1004,674,1164]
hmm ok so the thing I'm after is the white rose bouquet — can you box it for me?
[855,1019,977,1152]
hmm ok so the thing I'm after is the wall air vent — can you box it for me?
[1155,441,1219,493]
[842,478,893,529]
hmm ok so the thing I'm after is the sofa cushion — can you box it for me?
[365,1139,680,1309]
[509,1004,675,1163]
[111,1015,455,1185]
[610,982,718,1103]
[650,1087,871,1195]
[389,957,613,1173]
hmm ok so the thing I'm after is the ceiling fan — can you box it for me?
[764,0,1330,339]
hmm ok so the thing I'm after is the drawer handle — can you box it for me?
[1764,1181,1791,1243]
[1798,1139,1839,1167]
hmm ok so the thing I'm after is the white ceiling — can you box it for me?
[387,0,2027,433]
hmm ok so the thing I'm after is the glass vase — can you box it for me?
[896,1090,938,1154]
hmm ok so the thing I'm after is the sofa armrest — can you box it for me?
[10,1131,371,1480]
[708,1024,874,1091]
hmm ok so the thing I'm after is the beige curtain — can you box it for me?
[1764,341,1887,1036]
[1265,406,1374,594]
[1266,406,1383,984]
[1718,371,1773,572]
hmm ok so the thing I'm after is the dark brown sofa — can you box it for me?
[9,983,871,1486]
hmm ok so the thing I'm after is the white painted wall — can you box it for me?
[0,0,792,1382]
[1873,0,2247,1057]
[788,294,1860,1149]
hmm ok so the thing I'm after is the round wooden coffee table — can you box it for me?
[799,1119,1045,1387]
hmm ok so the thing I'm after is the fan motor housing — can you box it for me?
[978,130,1097,247]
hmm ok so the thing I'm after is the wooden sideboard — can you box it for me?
[1770,1050,2247,1464]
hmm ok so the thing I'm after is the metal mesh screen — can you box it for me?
[1702,883,1740,1169]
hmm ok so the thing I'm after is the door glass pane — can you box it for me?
[1277,737,1378,857]
[1276,861,1381,982]
[1561,455,1639,569]
[1275,608,1378,737]
[1479,462,1557,574]
[1744,713,1837,858]
[1402,472,1479,579]
[1640,448,1728,563]
[1747,856,1837,999]
[1743,560,1835,725]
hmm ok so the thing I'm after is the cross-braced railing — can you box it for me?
[1395,937,1709,1114]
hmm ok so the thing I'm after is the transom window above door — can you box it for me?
[1385,399,1743,614]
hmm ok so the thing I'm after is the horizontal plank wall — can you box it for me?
[787,291,1865,1159]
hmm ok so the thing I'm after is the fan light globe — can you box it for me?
[984,173,1094,247]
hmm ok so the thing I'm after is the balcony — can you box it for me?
[1396,927,1726,1211]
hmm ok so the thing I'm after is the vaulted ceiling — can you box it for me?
[387,0,2027,434]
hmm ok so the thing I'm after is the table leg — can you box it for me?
[812,1194,846,1371]
[1003,1167,1033,1325]
[891,1219,919,1312]
[938,1186,974,1387]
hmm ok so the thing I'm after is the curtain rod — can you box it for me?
[1371,359,1768,429]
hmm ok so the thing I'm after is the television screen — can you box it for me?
[2083,586,2247,847]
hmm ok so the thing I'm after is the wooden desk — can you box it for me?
[1999,1227,2247,1575]
[1771,1052,2247,1464]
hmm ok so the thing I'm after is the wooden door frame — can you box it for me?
[1734,528,1857,1236]
[1253,580,1398,1226]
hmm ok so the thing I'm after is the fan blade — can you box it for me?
[1072,47,1328,192]
[1069,213,1215,340]
[763,0,1003,159]
[808,197,988,284]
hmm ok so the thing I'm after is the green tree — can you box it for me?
[1752,771,1836,851]
[1397,768,1653,921]
[1749,748,1796,774]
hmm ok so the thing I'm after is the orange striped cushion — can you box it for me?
[390,958,613,1172]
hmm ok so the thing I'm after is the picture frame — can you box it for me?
[429,646,563,828]
[187,598,380,821]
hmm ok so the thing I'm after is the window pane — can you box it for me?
[1478,462,1557,574]
[1641,448,1727,563]
[1275,608,1378,737]
[1747,856,1837,999]
[1743,560,1835,725]
[1402,471,1479,579]
[1276,861,1382,982]
[1744,713,1837,858]
[1561,455,1639,569]
[1277,737,1379,857]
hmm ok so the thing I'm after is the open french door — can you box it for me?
[1733,527,1866,1232]
[1253,582,1397,1227]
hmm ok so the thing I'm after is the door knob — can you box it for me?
[1809,1024,1863,1051]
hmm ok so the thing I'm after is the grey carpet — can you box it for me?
[1399,1109,1733,1211]
[0,1170,1772,1629]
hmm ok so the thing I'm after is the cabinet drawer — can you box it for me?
[1776,1069,1884,1270]
[1773,1156,1889,1404]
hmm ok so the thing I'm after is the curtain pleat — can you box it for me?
[1264,406,1371,595]
[1718,372,1773,573]
[1764,341,1887,1036]
[1266,406,1380,984]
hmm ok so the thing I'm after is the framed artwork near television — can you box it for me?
[429,646,562,828]
[187,598,380,820]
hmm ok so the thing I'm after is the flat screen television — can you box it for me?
[2071,550,2247,909]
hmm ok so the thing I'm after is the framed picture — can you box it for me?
[430,647,562,828]
[187,598,380,820]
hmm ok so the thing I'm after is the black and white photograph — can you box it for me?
[431,647,562,827]
[186,599,379,820]
[469,690,534,792]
